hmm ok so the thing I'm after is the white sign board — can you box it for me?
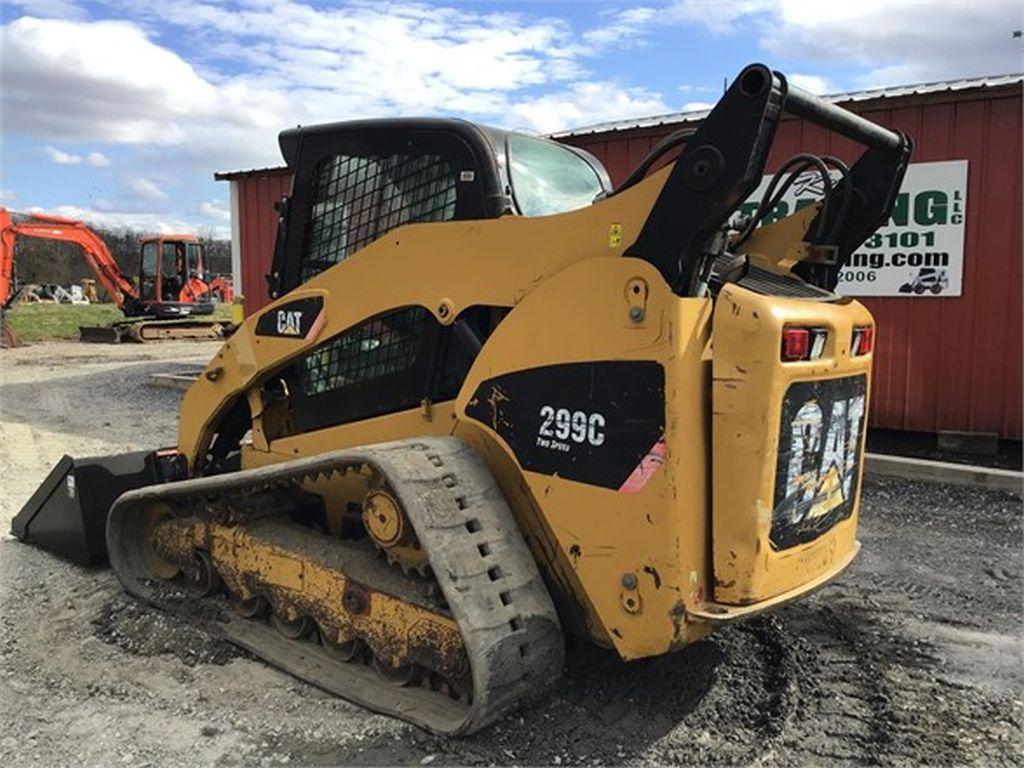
[742,160,968,297]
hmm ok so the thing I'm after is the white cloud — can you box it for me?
[661,0,775,34]
[630,0,1021,87]
[0,189,16,203]
[510,82,670,134]
[130,177,169,202]
[788,74,831,95]
[200,200,231,222]
[0,7,606,172]
[584,6,659,48]
[42,146,111,166]
[680,100,715,112]
[44,146,81,164]
[678,84,718,94]
[3,17,227,146]
[767,0,1023,86]
[25,203,213,235]
[4,0,87,20]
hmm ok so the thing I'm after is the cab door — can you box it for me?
[139,240,159,303]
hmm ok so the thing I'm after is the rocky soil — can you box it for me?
[0,341,1021,766]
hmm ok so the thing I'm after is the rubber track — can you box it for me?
[106,436,565,735]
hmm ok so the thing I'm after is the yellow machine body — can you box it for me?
[175,163,872,660]
[13,65,909,734]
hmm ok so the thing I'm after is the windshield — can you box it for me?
[507,133,605,217]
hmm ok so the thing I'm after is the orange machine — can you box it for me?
[0,208,234,344]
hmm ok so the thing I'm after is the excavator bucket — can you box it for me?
[10,450,185,566]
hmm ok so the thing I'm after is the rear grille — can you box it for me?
[711,254,836,299]
[739,265,835,299]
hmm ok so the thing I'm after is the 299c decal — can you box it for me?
[464,361,664,491]
[537,406,606,450]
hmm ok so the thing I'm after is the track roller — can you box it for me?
[183,550,221,596]
[272,611,315,640]
[372,654,421,687]
[234,595,270,619]
[319,628,364,662]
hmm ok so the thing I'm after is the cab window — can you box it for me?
[161,242,181,277]
[507,133,605,217]
[186,243,203,275]
[141,241,157,277]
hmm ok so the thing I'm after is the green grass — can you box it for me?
[4,302,233,342]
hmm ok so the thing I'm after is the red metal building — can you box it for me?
[217,74,1022,439]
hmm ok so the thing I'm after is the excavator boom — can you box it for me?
[0,208,139,313]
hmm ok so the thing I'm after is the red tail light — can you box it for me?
[852,326,874,356]
[781,327,827,362]
[781,328,809,361]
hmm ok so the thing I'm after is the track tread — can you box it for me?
[106,436,564,735]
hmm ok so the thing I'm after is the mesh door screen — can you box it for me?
[300,153,458,282]
[298,307,427,396]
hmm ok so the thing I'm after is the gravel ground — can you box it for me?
[0,341,1021,767]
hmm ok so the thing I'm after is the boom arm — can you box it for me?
[0,208,141,313]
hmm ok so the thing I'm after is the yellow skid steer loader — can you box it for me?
[12,64,911,735]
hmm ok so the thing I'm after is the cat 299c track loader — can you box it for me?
[13,64,911,735]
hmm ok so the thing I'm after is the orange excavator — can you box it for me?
[0,208,233,345]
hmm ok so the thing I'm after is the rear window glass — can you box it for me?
[507,134,604,217]
[300,153,457,283]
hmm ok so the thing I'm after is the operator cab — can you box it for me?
[138,235,214,318]
[270,119,611,298]
[263,120,612,437]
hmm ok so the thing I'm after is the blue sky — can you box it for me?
[1,0,1020,237]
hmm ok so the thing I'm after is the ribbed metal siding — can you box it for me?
[566,91,1022,439]
[237,170,292,316]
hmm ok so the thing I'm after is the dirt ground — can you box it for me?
[0,341,1021,767]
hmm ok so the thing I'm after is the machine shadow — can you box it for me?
[324,638,725,766]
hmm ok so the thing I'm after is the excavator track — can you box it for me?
[79,319,226,343]
[106,436,564,735]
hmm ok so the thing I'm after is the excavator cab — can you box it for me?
[137,235,214,318]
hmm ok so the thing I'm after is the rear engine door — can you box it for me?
[711,283,873,604]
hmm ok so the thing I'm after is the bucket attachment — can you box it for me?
[79,324,124,343]
[11,449,185,566]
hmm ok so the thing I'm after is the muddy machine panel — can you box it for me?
[711,285,873,605]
